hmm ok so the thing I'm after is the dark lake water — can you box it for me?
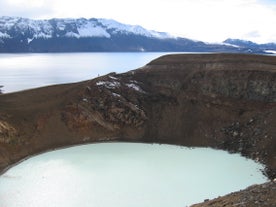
[0,143,268,207]
[0,52,168,93]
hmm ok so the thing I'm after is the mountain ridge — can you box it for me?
[223,38,276,53]
[0,16,275,53]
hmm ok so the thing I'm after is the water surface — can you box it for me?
[0,52,167,93]
[0,143,268,207]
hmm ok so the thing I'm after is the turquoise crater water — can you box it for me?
[0,143,268,207]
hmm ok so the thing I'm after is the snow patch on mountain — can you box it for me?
[264,50,276,54]
[0,31,10,38]
[0,16,20,30]
[219,42,241,48]
[64,32,77,38]
[98,18,172,39]
[78,22,111,38]
[0,16,171,40]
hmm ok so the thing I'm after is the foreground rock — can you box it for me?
[192,181,276,207]
[0,53,275,206]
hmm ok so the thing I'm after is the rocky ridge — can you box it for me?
[0,53,275,206]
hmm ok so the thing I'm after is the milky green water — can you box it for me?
[0,143,268,207]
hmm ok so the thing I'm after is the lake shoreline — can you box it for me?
[0,142,268,207]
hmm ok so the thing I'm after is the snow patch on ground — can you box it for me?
[109,76,118,80]
[82,98,89,102]
[126,83,144,92]
[96,81,121,89]
[112,92,121,97]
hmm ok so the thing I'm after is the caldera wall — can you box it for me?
[0,53,275,179]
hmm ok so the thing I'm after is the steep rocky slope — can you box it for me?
[192,181,276,207]
[0,53,275,206]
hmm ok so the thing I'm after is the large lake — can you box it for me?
[0,143,268,207]
[0,52,169,93]
[1,52,275,93]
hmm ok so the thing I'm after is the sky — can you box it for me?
[0,0,276,43]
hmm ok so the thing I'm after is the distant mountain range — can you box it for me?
[223,38,276,54]
[0,16,275,53]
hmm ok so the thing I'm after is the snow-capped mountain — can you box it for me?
[223,38,276,53]
[0,16,273,53]
[0,16,172,40]
[0,16,177,52]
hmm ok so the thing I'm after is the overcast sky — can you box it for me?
[0,0,276,43]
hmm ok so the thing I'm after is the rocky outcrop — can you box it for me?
[0,53,275,206]
[0,120,18,144]
[62,74,147,132]
[192,181,276,207]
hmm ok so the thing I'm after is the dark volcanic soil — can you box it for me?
[192,181,276,207]
[0,53,275,206]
